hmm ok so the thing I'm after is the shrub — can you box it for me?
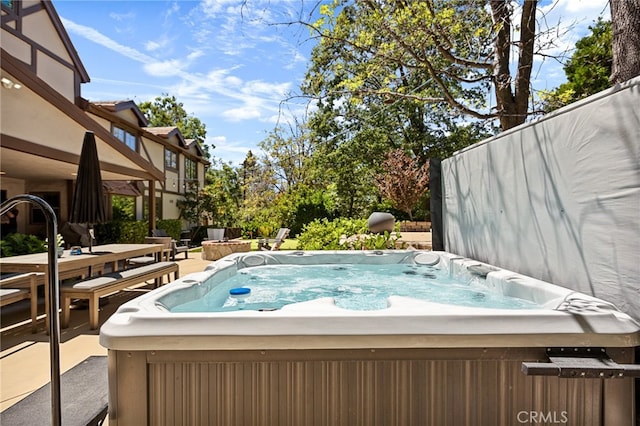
[95,221,147,244]
[95,219,183,244]
[0,233,46,256]
[156,219,183,239]
[339,231,404,250]
[297,217,405,250]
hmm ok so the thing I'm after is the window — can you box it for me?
[29,192,60,225]
[165,149,177,169]
[185,158,197,181]
[112,126,137,151]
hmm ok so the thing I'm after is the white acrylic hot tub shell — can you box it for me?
[99,251,640,351]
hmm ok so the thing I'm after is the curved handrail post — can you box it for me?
[1,195,61,426]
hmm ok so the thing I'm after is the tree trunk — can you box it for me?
[490,0,537,131]
[610,0,640,84]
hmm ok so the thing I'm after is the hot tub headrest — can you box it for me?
[414,252,440,266]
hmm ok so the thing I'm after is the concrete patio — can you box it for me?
[1,232,432,418]
[0,251,210,414]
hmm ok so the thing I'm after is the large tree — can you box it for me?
[610,0,640,84]
[139,94,210,158]
[541,19,612,112]
[258,118,316,192]
[304,0,545,131]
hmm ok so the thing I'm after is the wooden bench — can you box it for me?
[61,261,179,329]
[0,356,108,426]
[0,265,107,332]
[0,273,39,332]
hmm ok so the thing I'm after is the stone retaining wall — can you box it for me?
[399,221,431,232]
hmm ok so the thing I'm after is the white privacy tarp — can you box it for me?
[443,77,640,320]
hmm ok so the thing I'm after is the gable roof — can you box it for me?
[185,139,205,157]
[144,126,187,148]
[42,1,90,83]
[91,100,149,127]
[1,1,89,86]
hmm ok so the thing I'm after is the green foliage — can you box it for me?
[206,163,243,226]
[259,121,316,192]
[300,1,499,219]
[95,221,147,244]
[257,224,275,239]
[238,151,279,228]
[340,231,404,251]
[540,19,612,112]
[112,195,135,221]
[296,217,403,250]
[288,187,336,236]
[44,234,65,249]
[305,0,535,130]
[176,182,201,224]
[297,218,369,250]
[0,233,46,256]
[156,219,183,239]
[138,93,210,158]
[95,219,181,243]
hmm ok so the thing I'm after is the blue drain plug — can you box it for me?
[229,287,251,308]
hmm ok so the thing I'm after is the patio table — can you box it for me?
[0,243,164,330]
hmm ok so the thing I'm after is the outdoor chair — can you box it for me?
[127,236,172,267]
[259,228,290,251]
[152,229,189,259]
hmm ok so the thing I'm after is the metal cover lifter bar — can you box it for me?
[522,347,640,379]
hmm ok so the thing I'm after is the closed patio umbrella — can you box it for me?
[70,131,107,253]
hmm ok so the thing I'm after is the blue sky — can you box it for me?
[54,0,610,166]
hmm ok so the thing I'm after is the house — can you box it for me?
[85,100,208,224]
[1,0,209,238]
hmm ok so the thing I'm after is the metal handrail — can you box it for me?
[1,195,61,426]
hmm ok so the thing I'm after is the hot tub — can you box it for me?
[100,250,639,426]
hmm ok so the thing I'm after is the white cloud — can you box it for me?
[207,135,227,147]
[222,105,263,122]
[145,35,174,52]
[187,49,205,61]
[145,40,163,51]
[200,0,239,18]
[285,50,307,70]
[242,80,291,97]
[61,18,154,64]
[209,135,258,165]
[144,59,185,77]
[562,0,610,14]
[61,1,313,164]
[109,11,135,22]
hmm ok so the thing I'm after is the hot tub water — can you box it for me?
[169,263,542,312]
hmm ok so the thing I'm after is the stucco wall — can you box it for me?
[442,77,640,320]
